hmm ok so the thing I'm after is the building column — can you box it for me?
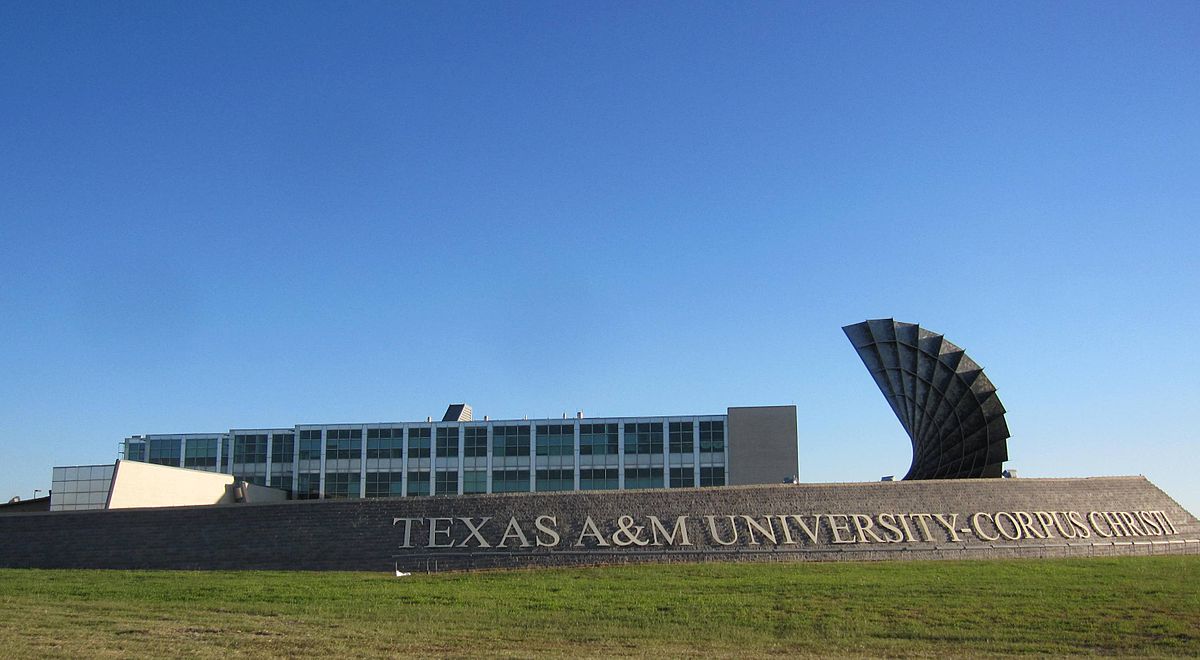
[528,423,537,493]
[457,424,465,496]
[573,421,581,491]
[485,424,494,493]
[401,426,409,497]
[617,422,626,490]
[359,425,367,498]
[318,429,327,499]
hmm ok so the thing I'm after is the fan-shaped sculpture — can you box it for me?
[843,319,1009,479]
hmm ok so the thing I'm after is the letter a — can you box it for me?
[574,516,611,547]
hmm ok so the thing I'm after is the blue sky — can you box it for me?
[2,2,1197,512]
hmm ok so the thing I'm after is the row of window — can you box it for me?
[129,421,725,468]
[286,467,727,499]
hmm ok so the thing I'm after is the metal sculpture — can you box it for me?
[843,319,1009,479]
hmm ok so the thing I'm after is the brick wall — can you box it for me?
[0,476,1195,572]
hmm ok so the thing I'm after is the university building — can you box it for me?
[119,404,798,501]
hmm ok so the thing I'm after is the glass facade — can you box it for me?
[407,428,431,459]
[434,470,458,495]
[670,466,695,488]
[536,468,573,491]
[121,415,729,500]
[492,469,529,493]
[464,427,488,457]
[49,464,115,511]
[326,429,362,460]
[298,430,322,460]
[367,428,403,459]
[435,427,459,458]
[366,471,403,498]
[271,433,295,464]
[406,470,431,496]
[147,438,181,467]
[231,433,269,485]
[579,424,618,455]
[463,469,487,494]
[624,423,663,455]
[184,438,218,469]
[325,471,360,498]
[668,422,693,454]
[492,425,530,457]
[700,466,726,487]
[580,467,619,490]
[535,425,573,456]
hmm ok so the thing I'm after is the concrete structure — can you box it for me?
[50,461,287,512]
[844,320,1010,479]
[727,406,798,485]
[1,477,1195,571]
[119,405,800,500]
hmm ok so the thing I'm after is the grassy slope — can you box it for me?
[0,556,1197,658]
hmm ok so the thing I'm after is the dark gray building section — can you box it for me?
[0,477,1194,571]
[844,319,1010,479]
[727,405,798,485]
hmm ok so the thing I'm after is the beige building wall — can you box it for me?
[107,460,287,509]
[726,405,798,486]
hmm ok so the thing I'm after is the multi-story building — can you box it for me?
[121,404,798,499]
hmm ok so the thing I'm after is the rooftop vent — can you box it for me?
[442,403,473,422]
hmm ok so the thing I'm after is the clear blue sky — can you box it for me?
[2,2,1197,512]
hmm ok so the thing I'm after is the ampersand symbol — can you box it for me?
[611,515,650,546]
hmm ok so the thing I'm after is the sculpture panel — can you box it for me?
[844,319,1010,479]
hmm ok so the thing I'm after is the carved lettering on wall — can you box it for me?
[392,510,1180,551]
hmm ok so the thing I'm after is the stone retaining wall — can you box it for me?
[0,476,1195,572]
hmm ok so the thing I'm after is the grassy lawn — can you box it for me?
[1,556,1197,658]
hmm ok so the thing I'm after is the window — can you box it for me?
[325,472,360,498]
[434,470,458,495]
[408,427,431,459]
[298,430,322,460]
[271,433,295,464]
[126,441,146,462]
[579,424,618,455]
[491,469,529,493]
[464,427,488,457]
[366,472,403,498]
[535,425,574,456]
[669,422,693,454]
[270,474,293,495]
[367,428,404,459]
[184,438,217,468]
[700,466,725,487]
[463,470,487,494]
[579,468,618,490]
[700,421,725,453]
[670,466,694,488]
[326,429,362,460]
[625,467,664,489]
[492,426,530,457]
[535,468,573,491]
[221,437,230,469]
[406,471,431,496]
[623,422,663,455]
[296,473,320,499]
[233,434,268,464]
[148,438,181,467]
[436,427,459,458]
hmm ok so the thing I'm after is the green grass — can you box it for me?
[1,556,1198,658]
